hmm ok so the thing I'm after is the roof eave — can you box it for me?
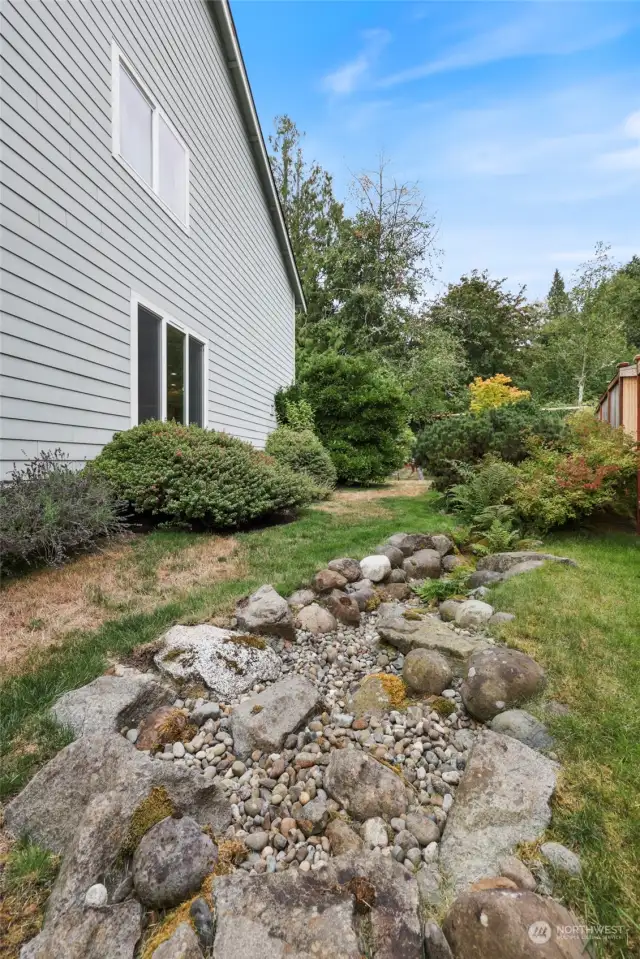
[206,0,306,311]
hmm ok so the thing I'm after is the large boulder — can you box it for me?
[295,603,337,634]
[468,570,503,589]
[403,549,442,580]
[360,555,392,583]
[439,730,557,891]
[5,732,230,858]
[133,816,217,908]
[461,648,546,721]
[443,888,588,958]
[438,599,462,622]
[377,604,490,674]
[540,841,582,877]
[502,560,546,580]
[327,558,362,582]
[154,625,281,700]
[230,676,321,759]
[375,544,405,568]
[387,533,432,556]
[489,709,554,752]
[455,600,494,629]
[313,568,348,592]
[20,900,142,959]
[51,672,173,739]
[347,676,394,718]
[402,649,453,695]
[324,748,408,820]
[476,551,577,573]
[325,818,364,856]
[430,534,454,557]
[442,555,467,574]
[377,582,411,603]
[235,584,295,640]
[288,588,316,608]
[152,923,204,959]
[212,851,422,959]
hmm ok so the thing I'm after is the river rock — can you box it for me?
[375,545,406,568]
[327,558,362,582]
[443,888,588,958]
[498,856,537,891]
[476,551,577,573]
[403,548,442,580]
[152,922,203,959]
[313,568,348,592]
[429,535,454,557]
[468,569,504,589]
[442,555,467,573]
[235,584,295,640]
[405,812,440,847]
[5,732,230,859]
[295,603,337,634]
[133,816,217,908]
[387,533,432,555]
[439,730,557,891]
[540,841,582,876]
[490,710,554,751]
[51,672,173,740]
[438,600,462,622]
[324,748,408,820]
[377,582,411,602]
[327,593,361,625]
[325,818,364,855]
[154,624,281,700]
[288,588,316,608]
[230,675,321,759]
[377,604,489,674]
[360,554,392,582]
[297,797,329,837]
[489,611,516,626]
[403,649,453,695]
[455,600,494,629]
[461,648,546,721]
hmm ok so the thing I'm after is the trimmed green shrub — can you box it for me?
[0,450,123,574]
[297,352,411,485]
[265,426,337,495]
[90,420,316,528]
[273,389,316,432]
[415,401,565,490]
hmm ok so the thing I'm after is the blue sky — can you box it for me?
[232,0,640,300]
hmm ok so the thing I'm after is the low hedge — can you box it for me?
[90,420,316,528]
[265,426,337,496]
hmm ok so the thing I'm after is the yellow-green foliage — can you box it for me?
[121,787,175,856]
[403,609,423,621]
[365,594,382,612]
[375,674,407,708]
[469,374,530,413]
[227,634,266,650]
[430,696,456,717]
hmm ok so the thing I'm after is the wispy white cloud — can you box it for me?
[377,7,636,88]
[322,29,390,96]
[596,110,640,170]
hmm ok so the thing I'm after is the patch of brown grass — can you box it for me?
[313,480,430,516]
[0,535,241,678]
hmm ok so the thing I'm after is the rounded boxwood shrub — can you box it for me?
[415,400,566,490]
[90,420,316,527]
[265,426,337,496]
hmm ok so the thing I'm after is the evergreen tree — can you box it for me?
[546,269,571,318]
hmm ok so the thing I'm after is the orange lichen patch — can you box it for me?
[0,535,241,677]
[375,674,407,708]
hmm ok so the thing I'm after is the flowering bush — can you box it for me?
[90,420,316,528]
[511,413,637,531]
[468,374,530,414]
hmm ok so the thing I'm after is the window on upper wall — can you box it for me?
[133,299,206,428]
[111,43,190,228]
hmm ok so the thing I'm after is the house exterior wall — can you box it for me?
[0,0,296,479]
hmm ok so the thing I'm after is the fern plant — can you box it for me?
[412,565,473,604]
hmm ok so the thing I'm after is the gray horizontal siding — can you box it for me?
[0,0,295,478]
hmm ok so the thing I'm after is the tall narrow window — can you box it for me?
[119,66,153,185]
[137,306,161,422]
[159,115,187,223]
[166,325,185,423]
[188,336,205,427]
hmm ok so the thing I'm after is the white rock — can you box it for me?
[455,600,494,629]
[84,883,108,907]
[363,817,389,848]
[360,555,391,583]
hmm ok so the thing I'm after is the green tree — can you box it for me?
[546,268,571,318]
[429,270,535,379]
[403,326,469,427]
[595,255,640,351]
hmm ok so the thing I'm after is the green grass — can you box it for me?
[0,493,451,799]
[2,838,60,893]
[490,529,640,958]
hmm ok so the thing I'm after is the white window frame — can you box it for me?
[111,42,190,231]
[130,293,208,428]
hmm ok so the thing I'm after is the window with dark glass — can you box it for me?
[166,324,185,423]
[188,336,205,427]
[137,306,161,422]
